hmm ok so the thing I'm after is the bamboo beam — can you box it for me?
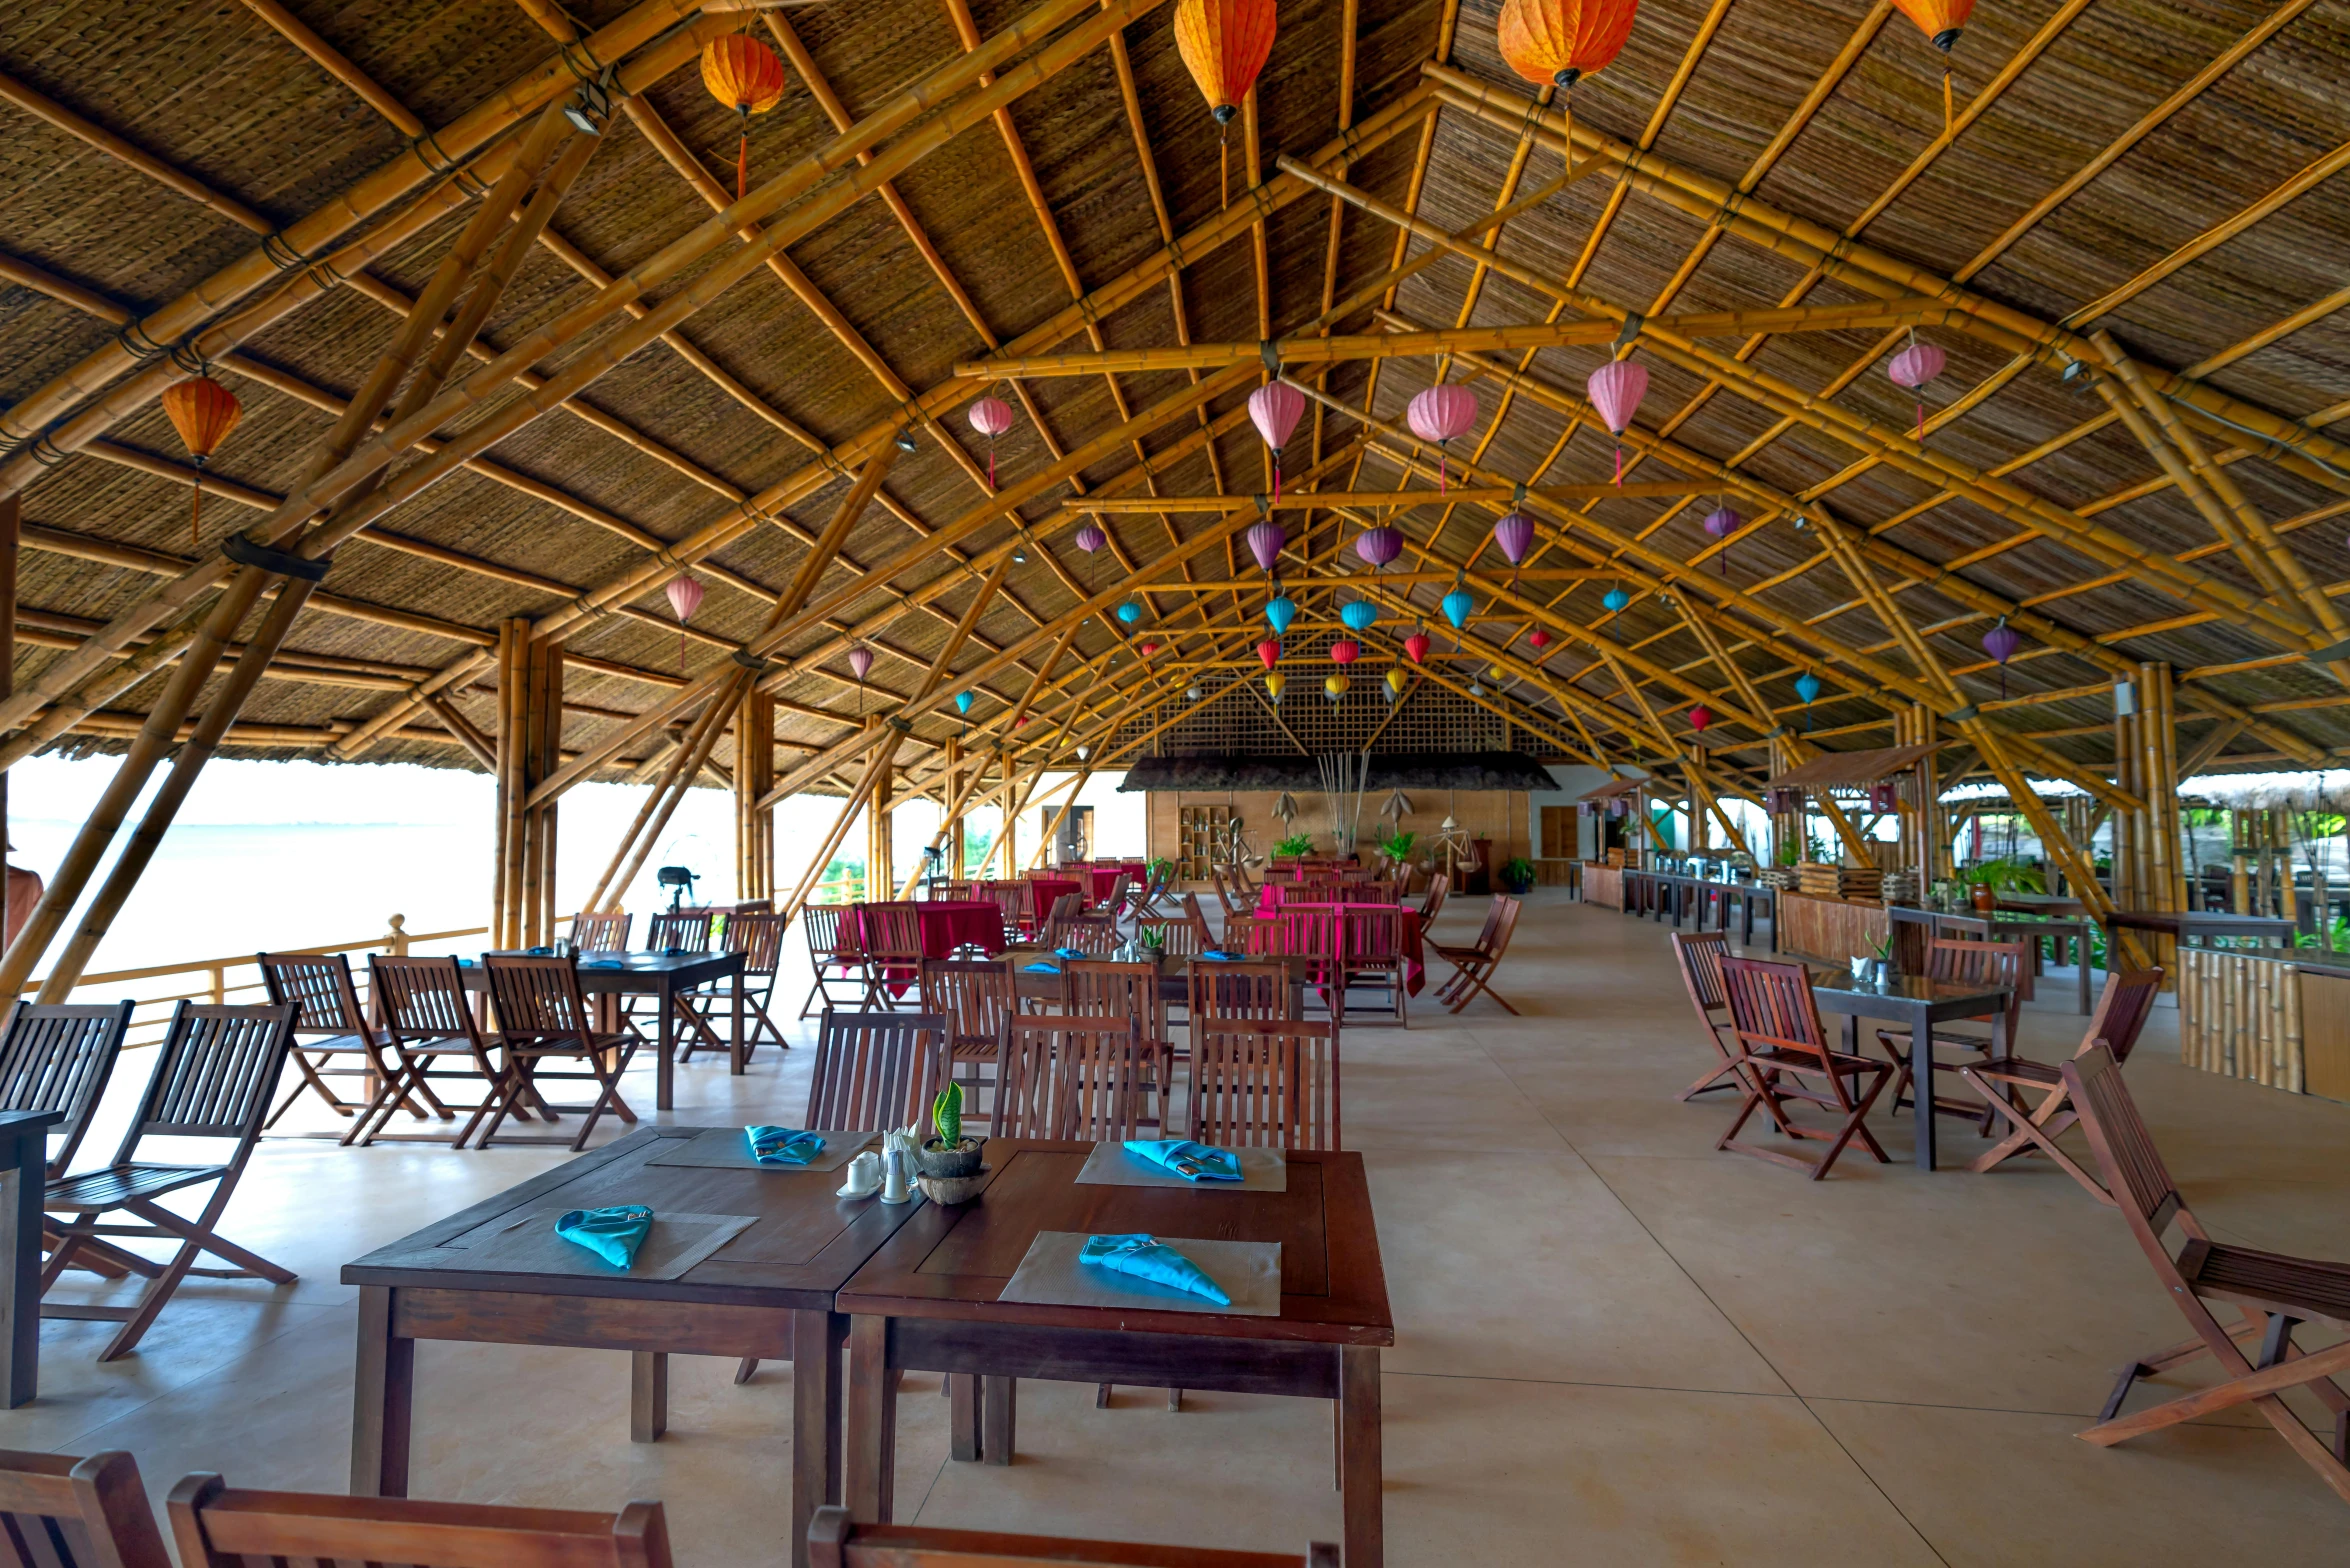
[239,0,427,136]
[0,67,272,234]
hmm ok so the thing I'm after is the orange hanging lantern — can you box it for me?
[701,33,788,201]
[1174,0,1277,208]
[160,373,241,548]
[1497,0,1639,162]
[1888,0,1974,131]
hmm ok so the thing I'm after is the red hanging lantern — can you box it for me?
[1138,640,1160,657]
[701,34,789,202]
[1687,704,1712,732]
[1329,639,1359,666]
[161,373,242,548]
[1528,628,1552,650]
[665,574,704,673]
[1257,637,1282,670]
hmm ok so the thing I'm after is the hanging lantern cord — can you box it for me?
[190,457,205,549]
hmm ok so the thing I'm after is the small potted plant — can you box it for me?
[917,1082,983,1179]
[1376,829,1416,870]
[1500,855,1537,894]
[1273,832,1316,859]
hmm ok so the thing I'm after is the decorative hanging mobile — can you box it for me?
[1886,332,1947,441]
[1407,383,1479,491]
[1586,357,1649,485]
[701,30,788,200]
[1701,505,1740,574]
[1329,639,1360,666]
[160,371,242,548]
[1493,508,1535,591]
[1264,594,1298,638]
[1355,522,1403,570]
[1981,616,2023,698]
[1496,0,1641,161]
[1174,0,1278,208]
[1602,585,1631,614]
[1340,601,1377,634]
[1248,378,1306,498]
[1403,630,1432,665]
[1794,669,1824,730]
[1324,673,1350,703]
[664,574,704,673]
[1887,0,1975,131]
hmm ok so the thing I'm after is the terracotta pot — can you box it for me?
[1969,883,1997,912]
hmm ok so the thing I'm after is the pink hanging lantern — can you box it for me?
[1074,521,1108,554]
[1248,381,1307,498]
[1528,628,1551,650]
[1887,339,1947,440]
[1403,630,1431,665]
[1246,518,1285,576]
[846,646,874,682]
[1586,359,1648,485]
[1702,506,1740,574]
[1688,704,1712,732]
[968,394,1015,486]
[1329,639,1359,666]
[1406,383,1478,491]
[1355,524,1403,569]
[664,574,704,672]
[1138,640,1160,656]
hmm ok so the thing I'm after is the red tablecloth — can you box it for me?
[1027,877,1081,920]
[1264,901,1425,995]
[853,901,1007,992]
[1080,864,1143,900]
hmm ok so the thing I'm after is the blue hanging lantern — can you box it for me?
[1116,600,1142,625]
[1441,586,1474,630]
[1340,600,1377,634]
[1264,595,1297,637]
[1601,587,1631,614]
[1794,672,1823,706]
[954,691,974,715]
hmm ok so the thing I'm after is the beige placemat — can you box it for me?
[438,1209,755,1280]
[997,1230,1281,1317]
[644,1127,876,1173]
[1073,1141,1288,1192]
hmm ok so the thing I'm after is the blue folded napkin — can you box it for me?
[1053,946,1086,959]
[1124,1138,1242,1182]
[1201,949,1236,961]
[1022,960,1061,974]
[1079,1233,1231,1306]
[580,957,624,970]
[745,1126,824,1166]
[554,1204,653,1269]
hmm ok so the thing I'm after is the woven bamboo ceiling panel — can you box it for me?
[2,0,2347,795]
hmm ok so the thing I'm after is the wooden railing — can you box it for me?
[24,914,488,1052]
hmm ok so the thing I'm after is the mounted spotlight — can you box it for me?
[894,428,920,453]
[563,72,613,134]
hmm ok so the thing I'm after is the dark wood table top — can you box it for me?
[447,950,744,992]
[1810,974,2012,1020]
[342,1125,918,1310]
[2106,910,2295,936]
[836,1139,1393,1349]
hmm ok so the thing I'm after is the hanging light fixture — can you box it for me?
[1187,681,1204,700]
[1355,524,1403,569]
[1116,600,1143,626]
[160,372,242,548]
[1702,506,1740,574]
[664,574,704,673]
[1407,383,1479,491]
[1264,594,1297,638]
[847,644,874,717]
[701,31,788,200]
[1688,704,1712,732]
[1888,0,1975,131]
[1340,601,1377,633]
[1385,667,1408,702]
[1324,672,1350,703]
[955,691,974,715]
[1265,671,1287,703]
[1528,628,1551,650]
[1888,334,1948,441]
[1329,639,1360,666]
[1138,640,1160,657]
[1497,0,1641,160]
[1602,586,1631,614]
[1246,518,1286,580]
[1442,582,1475,637]
[1492,510,1535,590]
[1403,630,1432,665]
[1982,617,2023,698]
[1074,521,1108,554]
[1586,358,1649,485]
[1174,0,1279,208]
[1257,637,1282,670]
[1248,379,1306,499]
[968,394,1016,486]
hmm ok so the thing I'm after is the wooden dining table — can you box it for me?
[833,1139,1393,1566]
[342,1125,919,1568]
[458,950,744,1112]
[1808,973,2013,1171]
[0,1109,60,1407]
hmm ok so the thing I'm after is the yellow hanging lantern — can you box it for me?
[1385,667,1407,700]
[1264,671,1286,703]
[702,34,788,201]
[1324,673,1349,702]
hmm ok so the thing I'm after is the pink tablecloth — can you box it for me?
[1028,877,1081,919]
[854,901,1007,991]
[1080,864,1144,900]
[1263,901,1426,995]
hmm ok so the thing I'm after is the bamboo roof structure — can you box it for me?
[6,0,2350,799]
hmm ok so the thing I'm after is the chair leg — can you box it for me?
[736,1357,762,1384]
[1677,1056,1743,1101]
[1959,1074,2111,1201]
[124,1197,296,1284]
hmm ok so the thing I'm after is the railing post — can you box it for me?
[209,963,225,1004]
[387,914,409,957]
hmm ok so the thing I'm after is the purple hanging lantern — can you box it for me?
[1702,506,1740,574]
[1493,511,1535,590]
[1355,525,1402,570]
[1074,522,1108,554]
[1246,519,1286,577]
[1982,617,2023,699]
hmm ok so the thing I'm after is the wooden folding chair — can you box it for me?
[1095,873,1132,922]
[1433,895,1522,1016]
[2063,1042,2350,1503]
[1063,960,1173,1128]
[1716,956,1892,1180]
[1192,1017,1339,1151]
[0,1447,171,1568]
[569,911,632,952]
[257,951,418,1139]
[1339,906,1408,1025]
[1874,936,2027,1126]
[1188,957,1294,1023]
[992,1015,1147,1141]
[42,1002,298,1361]
[1668,930,1743,1100]
[362,956,516,1149]
[0,1001,132,1179]
[920,959,1015,1127]
[1041,913,1119,954]
[1416,871,1450,925]
[855,904,927,1009]
[805,1011,948,1131]
[169,1473,672,1568]
[1223,914,1285,956]
[645,911,713,954]
[1279,906,1343,1020]
[807,1505,1334,1568]
[1209,870,1239,920]
[800,904,867,1019]
[1180,892,1213,944]
[481,955,639,1151]
[681,910,789,1065]
[1957,966,2164,1200]
[1135,914,1203,956]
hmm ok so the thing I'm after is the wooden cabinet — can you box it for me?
[1175,804,1232,882]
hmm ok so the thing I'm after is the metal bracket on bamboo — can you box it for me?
[731,650,778,675]
[222,534,333,583]
[1942,705,1981,723]
[2306,638,2350,667]
[888,716,913,734]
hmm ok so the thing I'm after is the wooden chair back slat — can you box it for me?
[0,1449,170,1568]
[255,953,368,1038]
[804,905,852,962]
[806,1012,946,1131]
[1719,956,1828,1062]
[1340,906,1402,959]
[2065,1041,2182,1226]
[0,1002,131,1176]
[723,911,790,976]
[1187,959,1293,1023]
[168,1474,671,1568]
[858,904,926,963]
[646,912,713,954]
[119,1004,298,1147]
[1062,960,1167,1044]
[993,1017,1146,1141]
[568,912,632,953]
[1190,1018,1338,1150]
[483,956,594,1045]
[1670,930,1729,1012]
[369,956,483,1045]
[1041,915,1118,954]
[919,960,1015,1056]
[1417,871,1450,925]
[1223,915,1284,956]
[1922,937,2027,1035]
[1133,916,1202,956]
[2083,965,2164,1069]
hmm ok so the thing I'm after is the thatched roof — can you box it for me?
[4,0,2350,796]
[1119,749,1558,791]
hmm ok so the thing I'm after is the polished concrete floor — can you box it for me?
[14,891,2349,1563]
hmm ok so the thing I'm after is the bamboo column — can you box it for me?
[523,635,563,946]
[866,717,895,902]
[944,736,965,879]
[735,689,776,903]
[2113,676,2143,912]
[2139,660,2184,978]
[0,494,14,950]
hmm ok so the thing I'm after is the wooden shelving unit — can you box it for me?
[1176,804,1232,882]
